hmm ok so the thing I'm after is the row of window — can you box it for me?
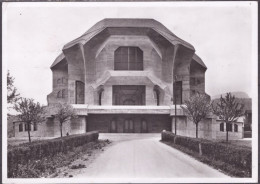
[220,123,238,132]
[19,123,37,132]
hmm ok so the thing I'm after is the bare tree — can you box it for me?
[212,92,244,142]
[51,103,77,137]
[181,93,212,138]
[14,98,46,143]
[7,70,20,105]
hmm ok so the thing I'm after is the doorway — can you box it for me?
[141,120,148,133]
[124,119,134,133]
[110,120,117,133]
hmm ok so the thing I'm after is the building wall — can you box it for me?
[171,116,243,140]
[87,114,171,133]
[47,60,69,105]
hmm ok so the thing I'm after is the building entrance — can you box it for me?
[123,119,134,133]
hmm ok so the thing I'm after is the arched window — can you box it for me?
[234,124,238,132]
[75,81,85,104]
[98,88,104,105]
[114,47,143,70]
[220,122,224,132]
[141,120,148,133]
[154,86,160,106]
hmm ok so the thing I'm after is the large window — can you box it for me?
[113,85,145,105]
[75,81,85,104]
[114,47,143,70]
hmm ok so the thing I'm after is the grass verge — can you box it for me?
[161,140,251,178]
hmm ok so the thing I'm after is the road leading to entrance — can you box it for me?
[73,134,230,178]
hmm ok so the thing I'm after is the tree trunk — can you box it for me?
[196,123,198,138]
[226,129,229,142]
[27,122,31,143]
[60,123,63,137]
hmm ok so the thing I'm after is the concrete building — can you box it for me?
[12,19,243,139]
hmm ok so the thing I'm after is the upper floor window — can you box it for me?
[114,47,143,71]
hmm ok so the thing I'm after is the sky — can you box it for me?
[3,2,257,105]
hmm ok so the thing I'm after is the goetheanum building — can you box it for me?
[12,19,244,139]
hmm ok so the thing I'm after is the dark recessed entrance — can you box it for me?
[87,114,171,133]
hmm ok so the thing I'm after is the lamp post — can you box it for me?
[174,75,177,135]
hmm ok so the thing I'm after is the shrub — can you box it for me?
[8,131,99,178]
[174,135,201,153]
[161,131,252,176]
[161,131,175,142]
[201,141,251,171]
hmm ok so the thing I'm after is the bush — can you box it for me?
[201,141,251,171]
[8,131,99,178]
[161,131,252,175]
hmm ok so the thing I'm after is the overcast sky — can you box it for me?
[3,2,257,105]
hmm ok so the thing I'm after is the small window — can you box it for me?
[57,78,62,84]
[226,123,232,132]
[234,124,238,132]
[57,91,62,98]
[190,77,196,85]
[220,122,224,132]
[33,122,37,131]
[62,89,66,98]
[19,123,23,132]
[62,77,67,84]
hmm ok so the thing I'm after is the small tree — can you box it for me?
[212,93,244,142]
[14,98,45,143]
[51,103,77,137]
[181,93,212,138]
[7,70,20,105]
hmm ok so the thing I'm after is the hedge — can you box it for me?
[8,131,99,177]
[161,131,251,174]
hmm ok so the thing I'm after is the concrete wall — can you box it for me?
[87,114,171,133]
[171,116,243,140]
[14,116,87,138]
[190,59,206,95]
[47,59,69,105]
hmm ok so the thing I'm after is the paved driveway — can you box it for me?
[73,133,229,178]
